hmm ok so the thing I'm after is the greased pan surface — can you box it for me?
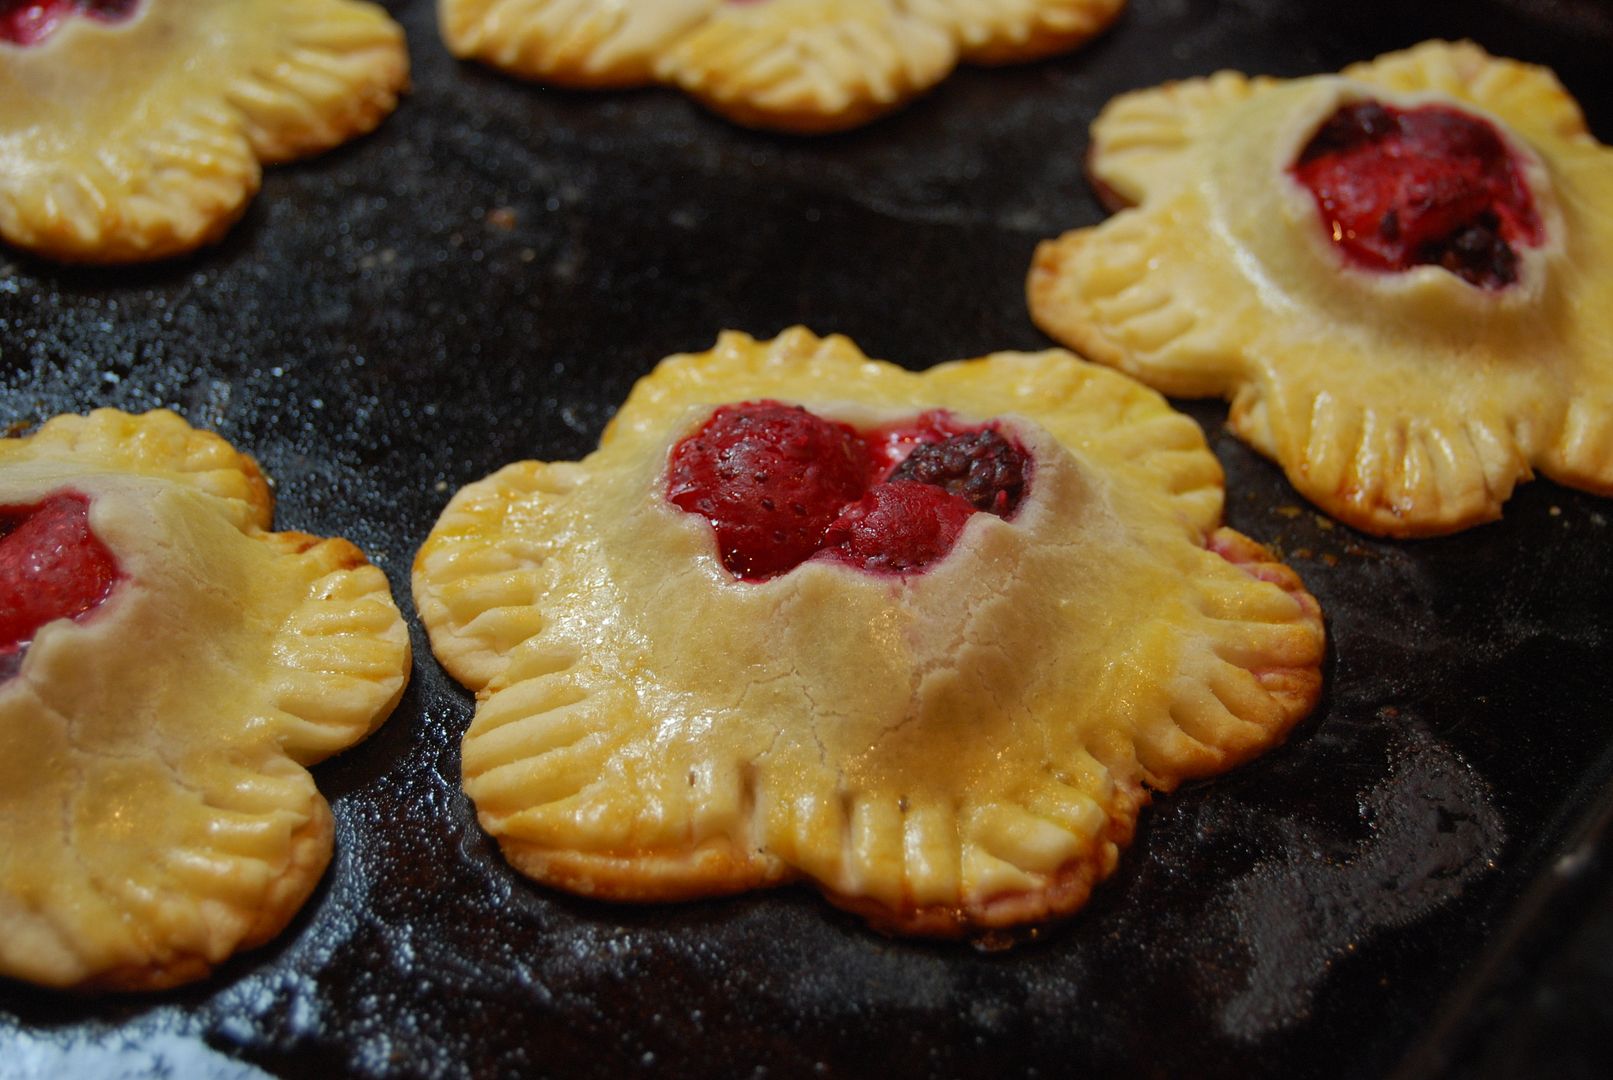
[3,1,1612,1076]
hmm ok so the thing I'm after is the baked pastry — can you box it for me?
[438,0,1126,133]
[1029,40,1613,537]
[0,409,410,991]
[415,327,1324,937]
[0,0,409,264]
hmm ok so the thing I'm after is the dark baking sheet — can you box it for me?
[3,1,1612,1076]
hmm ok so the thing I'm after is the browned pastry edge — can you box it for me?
[498,840,788,904]
[70,798,334,994]
[1084,140,1134,214]
[684,87,941,136]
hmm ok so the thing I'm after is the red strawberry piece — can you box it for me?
[0,492,122,666]
[1292,101,1543,288]
[667,400,871,580]
[820,480,977,576]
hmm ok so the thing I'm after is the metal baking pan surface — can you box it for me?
[3,0,1611,1076]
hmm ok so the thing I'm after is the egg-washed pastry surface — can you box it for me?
[0,0,408,264]
[414,327,1324,937]
[438,0,1125,133]
[0,410,410,991]
[1029,40,1613,537]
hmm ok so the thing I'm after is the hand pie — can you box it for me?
[0,410,410,991]
[414,327,1324,937]
[438,0,1125,133]
[1029,40,1613,537]
[0,0,408,264]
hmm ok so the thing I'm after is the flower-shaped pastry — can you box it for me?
[0,410,410,990]
[1029,41,1613,536]
[415,328,1324,936]
[0,0,408,263]
[438,0,1125,133]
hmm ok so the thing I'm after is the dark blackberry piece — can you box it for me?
[889,429,1028,516]
[1297,101,1396,164]
[1422,212,1519,287]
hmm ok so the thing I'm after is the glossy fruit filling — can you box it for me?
[666,401,871,580]
[1292,101,1543,288]
[1,492,122,676]
[0,0,138,47]
[667,401,1030,580]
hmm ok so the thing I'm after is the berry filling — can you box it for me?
[822,481,977,575]
[1,491,122,677]
[1291,101,1543,289]
[667,401,870,580]
[890,427,1027,515]
[1,0,138,47]
[667,402,1030,580]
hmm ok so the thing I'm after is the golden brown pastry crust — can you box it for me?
[0,409,410,991]
[901,0,1125,65]
[1028,40,1613,537]
[415,327,1324,937]
[0,0,409,264]
[437,0,1125,133]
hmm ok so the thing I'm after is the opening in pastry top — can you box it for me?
[1,489,123,678]
[0,0,139,47]
[665,401,1034,580]
[1291,98,1544,288]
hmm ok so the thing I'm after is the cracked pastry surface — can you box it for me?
[0,0,408,264]
[1028,40,1613,537]
[414,327,1325,937]
[0,410,410,991]
[437,0,1125,133]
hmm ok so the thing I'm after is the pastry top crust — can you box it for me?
[0,410,410,991]
[438,0,1124,133]
[415,328,1324,936]
[0,0,408,263]
[1029,40,1613,537]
